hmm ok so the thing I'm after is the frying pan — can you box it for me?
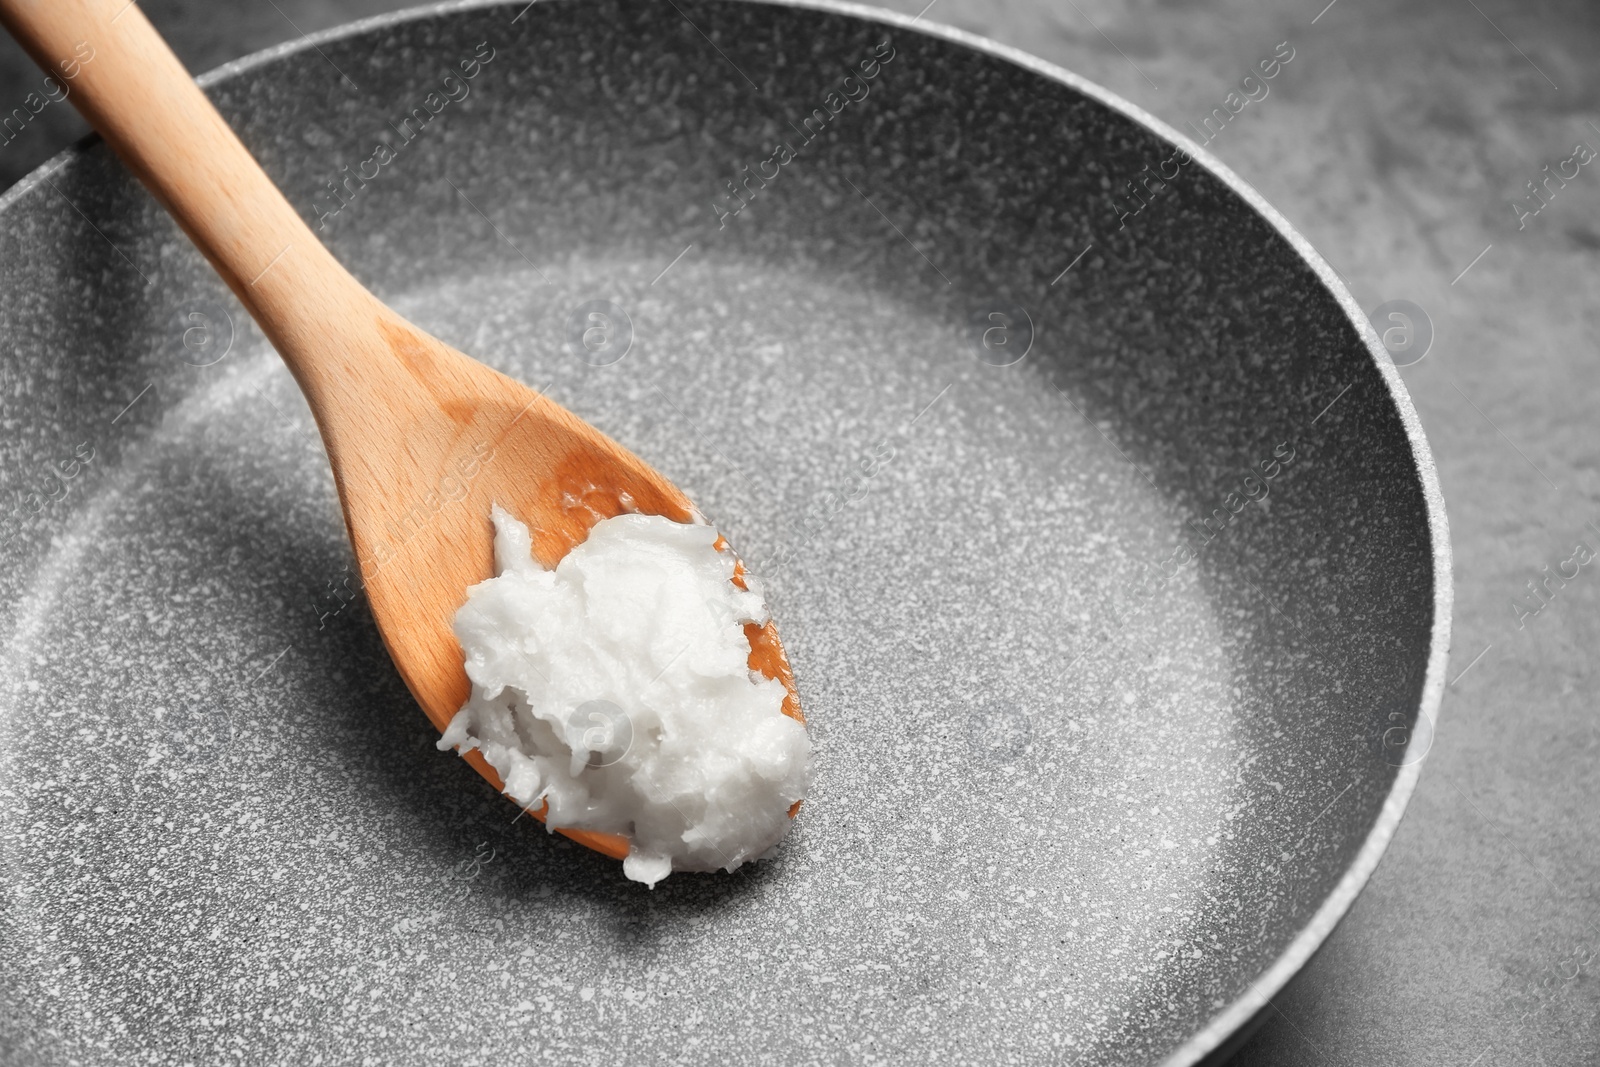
[0,1,1451,1064]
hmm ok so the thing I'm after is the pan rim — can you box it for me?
[0,2,1453,1064]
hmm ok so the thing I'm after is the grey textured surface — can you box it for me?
[0,1,1446,1062]
[0,0,1585,1066]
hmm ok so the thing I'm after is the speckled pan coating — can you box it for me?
[0,2,1450,1065]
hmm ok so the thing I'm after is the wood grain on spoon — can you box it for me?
[0,0,803,860]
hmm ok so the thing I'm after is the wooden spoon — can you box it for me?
[0,0,802,860]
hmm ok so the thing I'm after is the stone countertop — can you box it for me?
[2,1,1595,1064]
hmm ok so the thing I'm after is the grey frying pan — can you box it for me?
[0,2,1450,1063]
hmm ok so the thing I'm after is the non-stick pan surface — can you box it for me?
[0,2,1450,1064]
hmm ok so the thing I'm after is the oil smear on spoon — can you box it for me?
[438,505,811,886]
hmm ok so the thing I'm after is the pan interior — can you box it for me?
[0,3,1435,1065]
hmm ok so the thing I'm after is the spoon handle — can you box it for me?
[0,0,369,385]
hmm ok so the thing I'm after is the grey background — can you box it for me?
[1,1,1595,1064]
